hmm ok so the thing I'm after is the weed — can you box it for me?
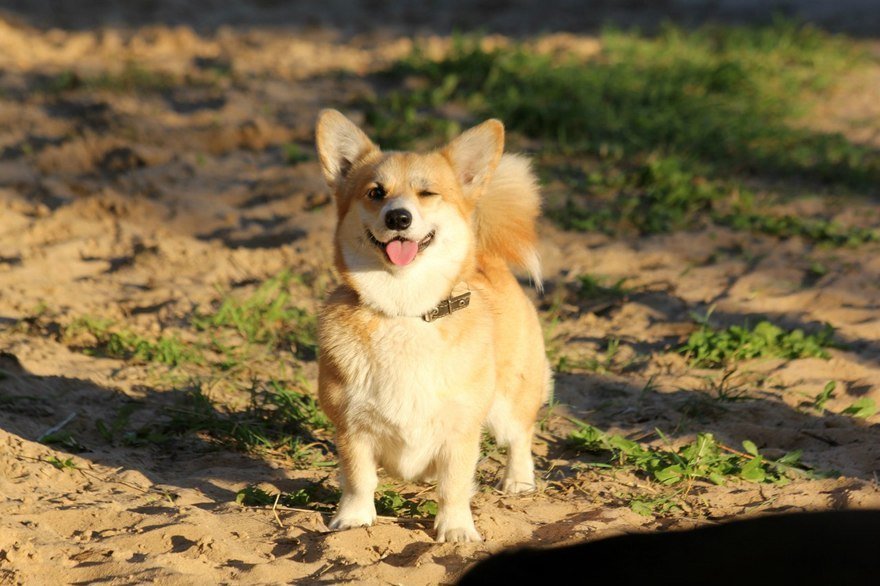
[194,271,317,359]
[365,23,877,240]
[39,431,86,452]
[282,143,310,165]
[556,338,621,374]
[715,211,879,247]
[805,381,838,412]
[373,23,872,180]
[375,488,439,518]
[628,492,684,517]
[164,380,332,465]
[842,397,877,419]
[41,62,215,94]
[235,482,340,512]
[569,422,816,486]
[65,316,202,366]
[95,403,140,443]
[576,274,631,300]
[680,320,835,368]
[702,368,752,402]
[45,456,76,470]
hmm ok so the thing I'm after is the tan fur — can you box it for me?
[315,109,550,543]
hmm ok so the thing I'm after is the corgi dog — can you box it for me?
[315,109,550,543]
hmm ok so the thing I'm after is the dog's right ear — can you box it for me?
[315,109,378,187]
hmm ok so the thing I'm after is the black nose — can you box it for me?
[385,208,412,231]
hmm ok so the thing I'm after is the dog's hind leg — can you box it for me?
[486,396,537,494]
[328,433,378,530]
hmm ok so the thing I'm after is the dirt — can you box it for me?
[1,4,880,585]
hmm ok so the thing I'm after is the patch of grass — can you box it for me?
[65,316,202,366]
[556,338,621,374]
[804,380,838,412]
[45,456,77,470]
[628,492,684,517]
[715,211,880,247]
[41,61,215,94]
[549,156,728,235]
[93,403,171,446]
[576,274,631,301]
[680,318,835,368]
[39,431,86,452]
[165,380,332,465]
[700,368,753,402]
[842,397,878,419]
[235,482,340,512]
[281,143,310,165]
[570,422,816,486]
[801,382,877,418]
[375,487,439,518]
[194,270,317,360]
[372,23,872,180]
[365,22,877,239]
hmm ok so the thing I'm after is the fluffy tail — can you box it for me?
[475,154,543,290]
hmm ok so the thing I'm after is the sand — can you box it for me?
[1,4,879,585]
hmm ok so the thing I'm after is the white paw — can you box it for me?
[498,477,537,495]
[328,503,376,531]
[436,525,483,543]
[435,514,482,543]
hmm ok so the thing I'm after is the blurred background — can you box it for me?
[1,0,879,35]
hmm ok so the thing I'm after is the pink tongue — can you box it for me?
[385,239,419,266]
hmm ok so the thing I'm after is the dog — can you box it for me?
[314,109,550,542]
[457,510,880,585]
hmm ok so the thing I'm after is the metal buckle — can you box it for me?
[423,291,471,323]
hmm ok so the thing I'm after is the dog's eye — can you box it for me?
[367,184,386,201]
[418,190,438,197]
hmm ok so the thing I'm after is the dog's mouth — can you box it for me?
[366,229,436,267]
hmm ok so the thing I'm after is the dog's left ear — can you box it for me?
[441,119,504,197]
[316,109,379,188]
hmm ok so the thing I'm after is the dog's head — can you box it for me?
[316,109,503,317]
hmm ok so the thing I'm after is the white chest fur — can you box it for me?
[329,313,494,479]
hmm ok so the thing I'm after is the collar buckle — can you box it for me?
[422,291,471,323]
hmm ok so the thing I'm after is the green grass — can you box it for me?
[375,487,439,518]
[40,61,216,94]
[714,211,880,246]
[555,338,621,374]
[547,156,727,235]
[50,271,326,466]
[801,381,878,418]
[842,397,878,419]
[45,456,77,470]
[281,143,311,165]
[194,270,317,360]
[680,319,835,367]
[235,482,340,512]
[65,316,202,366]
[576,274,632,300]
[235,483,438,519]
[805,380,838,412]
[372,22,872,182]
[570,422,817,486]
[165,380,332,465]
[362,22,878,241]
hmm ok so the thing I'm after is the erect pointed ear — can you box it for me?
[441,119,504,195]
[315,109,379,187]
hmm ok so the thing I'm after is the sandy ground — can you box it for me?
[1,3,880,585]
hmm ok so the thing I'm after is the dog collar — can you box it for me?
[422,286,471,323]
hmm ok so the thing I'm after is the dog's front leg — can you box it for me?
[434,433,482,543]
[329,432,378,530]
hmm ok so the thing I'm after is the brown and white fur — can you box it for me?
[315,109,550,543]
